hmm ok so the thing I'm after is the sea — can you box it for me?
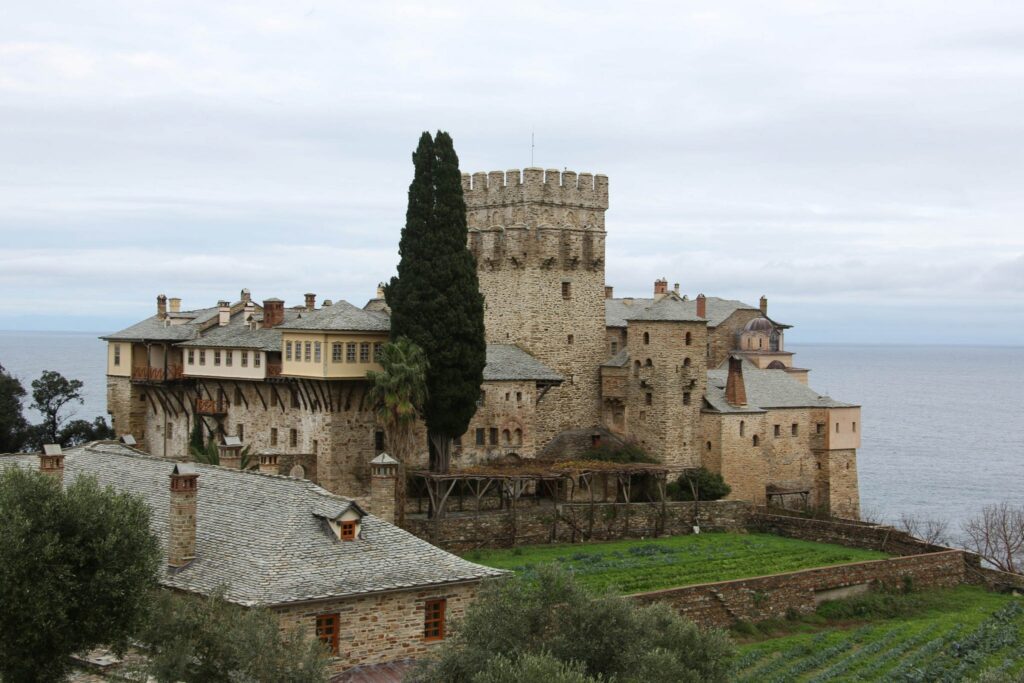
[0,331,1021,531]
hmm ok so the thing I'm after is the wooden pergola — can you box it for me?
[766,485,811,511]
[409,460,670,520]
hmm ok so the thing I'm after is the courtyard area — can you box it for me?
[463,532,887,594]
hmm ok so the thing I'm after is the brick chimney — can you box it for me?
[169,297,181,314]
[696,293,707,319]
[39,444,64,486]
[156,294,167,320]
[258,451,279,475]
[725,356,747,407]
[304,293,316,311]
[262,298,284,328]
[240,288,251,303]
[604,285,614,299]
[760,295,768,315]
[369,453,401,525]
[654,279,668,298]
[218,436,243,469]
[217,300,230,326]
[168,463,198,568]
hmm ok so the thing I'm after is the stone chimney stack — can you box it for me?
[725,356,747,407]
[218,436,243,469]
[39,444,64,486]
[673,283,680,295]
[696,294,707,319]
[258,451,279,475]
[604,286,614,299]
[369,453,401,525]
[262,298,284,328]
[304,293,316,311]
[653,279,668,299]
[240,288,251,303]
[168,463,198,568]
[217,300,230,326]
[243,300,255,322]
[760,295,768,315]
[169,297,181,314]
[156,294,167,320]
[376,283,386,299]
[322,299,333,307]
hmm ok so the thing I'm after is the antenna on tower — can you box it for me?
[531,130,535,166]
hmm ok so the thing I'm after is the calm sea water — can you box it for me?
[0,332,1020,529]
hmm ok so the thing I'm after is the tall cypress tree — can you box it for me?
[386,131,486,472]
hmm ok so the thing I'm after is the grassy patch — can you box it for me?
[733,586,1024,682]
[462,533,887,594]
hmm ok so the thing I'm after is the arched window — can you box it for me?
[753,435,759,446]
[685,332,692,346]
[643,332,650,345]
[683,357,691,368]
[633,360,641,377]
[770,329,780,352]
[644,358,653,368]
[706,441,712,451]
[739,420,745,437]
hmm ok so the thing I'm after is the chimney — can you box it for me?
[169,297,181,314]
[39,444,64,486]
[760,295,768,315]
[156,294,167,320]
[217,300,230,326]
[376,283,386,299]
[258,451,279,475]
[240,288,251,303]
[654,279,668,298]
[218,436,243,469]
[696,294,707,319]
[725,356,748,407]
[322,299,333,307]
[168,463,198,568]
[673,283,680,295]
[604,286,614,299]
[243,300,255,322]
[369,453,401,525]
[304,293,316,311]
[262,298,284,328]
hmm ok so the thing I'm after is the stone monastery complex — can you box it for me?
[103,167,861,519]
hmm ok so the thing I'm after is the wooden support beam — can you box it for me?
[253,384,268,411]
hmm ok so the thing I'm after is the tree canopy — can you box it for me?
[0,466,160,682]
[0,363,27,452]
[668,467,732,502]
[367,336,428,463]
[138,590,329,683]
[386,131,486,472]
[412,565,735,683]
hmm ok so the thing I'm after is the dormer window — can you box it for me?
[323,504,365,542]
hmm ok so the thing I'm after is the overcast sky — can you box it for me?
[1,1,1022,344]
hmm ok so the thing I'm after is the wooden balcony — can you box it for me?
[266,362,282,378]
[195,398,227,416]
[131,364,185,383]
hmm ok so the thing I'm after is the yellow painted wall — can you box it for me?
[825,406,861,450]
[107,342,131,376]
[182,348,268,380]
[281,332,387,379]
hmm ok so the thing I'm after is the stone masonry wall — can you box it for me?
[629,550,967,628]
[402,500,750,552]
[273,582,479,678]
[456,380,539,465]
[707,309,761,368]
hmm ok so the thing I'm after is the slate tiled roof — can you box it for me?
[101,309,216,342]
[601,348,629,368]
[484,345,563,382]
[277,301,391,333]
[177,309,303,352]
[704,359,855,414]
[0,443,503,607]
[605,296,759,328]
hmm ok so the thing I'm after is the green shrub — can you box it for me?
[668,468,731,501]
[581,441,659,464]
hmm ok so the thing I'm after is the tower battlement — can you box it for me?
[462,168,608,210]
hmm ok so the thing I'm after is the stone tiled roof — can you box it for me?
[484,345,563,382]
[177,309,303,352]
[0,443,503,607]
[101,309,216,342]
[625,294,706,323]
[601,348,629,367]
[277,301,390,333]
[704,359,855,413]
[605,296,758,328]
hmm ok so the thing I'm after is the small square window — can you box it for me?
[304,342,312,362]
[289,428,297,447]
[375,430,385,452]
[236,423,244,440]
[567,334,574,345]
[475,428,485,446]
[516,392,522,403]
[113,344,121,366]
[791,423,798,436]
[561,282,571,299]
[340,520,356,541]
[489,428,498,446]
[254,353,261,368]
[316,613,339,654]
[286,341,292,361]
[373,342,383,362]
[214,350,221,366]
[187,349,194,365]
[332,342,343,363]
[225,350,232,367]
[270,427,278,446]
[359,342,370,363]
[346,343,357,362]
[314,342,321,363]
[774,424,781,437]
[240,351,248,367]
[424,599,446,641]
[816,423,824,435]
[645,392,652,406]
[683,392,691,406]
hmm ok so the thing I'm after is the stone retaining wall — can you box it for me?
[750,512,949,556]
[628,550,967,628]
[402,500,750,552]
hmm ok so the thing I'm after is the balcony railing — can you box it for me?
[195,398,227,415]
[131,364,184,382]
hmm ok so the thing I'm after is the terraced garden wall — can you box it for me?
[402,500,750,552]
[629,549,968,628]
[750,511,950,556]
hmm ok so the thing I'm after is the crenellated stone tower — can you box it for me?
[462,168,609,445]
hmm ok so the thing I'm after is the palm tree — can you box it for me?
[366,337,428,465]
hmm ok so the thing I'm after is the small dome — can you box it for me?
[743,317,775,333]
